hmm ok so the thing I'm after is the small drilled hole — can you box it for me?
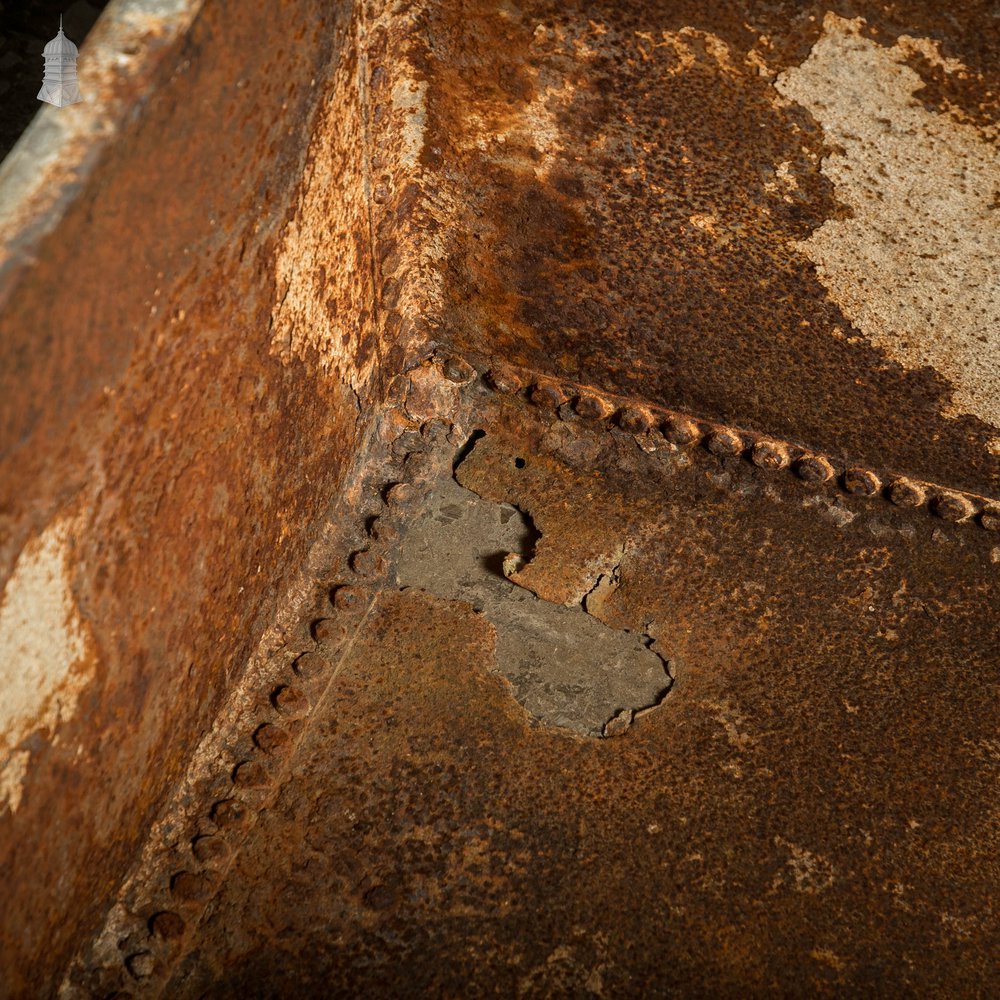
[514,457,526,469]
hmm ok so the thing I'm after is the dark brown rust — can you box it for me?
[231,761,269,789]
[148,912,185,942]
[529,380,567,409]
[2,0,998,996]
[574,392,613,420]
[486,367,524,394]
[617,405,653,434]
[125,952,155,981]
[890,478,926,508]
[843,467,882,497]
[350,547,386,577]
[706,426,745,458]
[751,439,790,471]
[418,0,1000,499]
[210,799,248,832]
[933,492,976,523]
[190,836,228,866]
[664,414,701,446]
[154,390,1000,997]
[290,653,328,681]
[331,585,364,611]
[797,454,835,483]
[272,686,309,718]
[169,873,213,906]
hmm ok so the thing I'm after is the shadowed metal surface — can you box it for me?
[160,390,1000,997]
[0,0,997,997]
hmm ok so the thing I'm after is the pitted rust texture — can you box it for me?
[149,378,1000,997]
[2,1,999,996]
[57,377,452,998]
[0,2,386,994]
[396,458,673,737]
[479,360,1000,530]
[414,0,1000,498]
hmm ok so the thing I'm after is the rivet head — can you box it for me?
[663,415,701,446]
[573,393,612,419]
[933,492,975,522]
[889,479,926,508]
[617,406,653,434]
[751,439,790,470]
[367,516,392,542]
[170,871,213,904]
[149,911,186,941]
[706,427,744,457]
[529,381,566,408]
[254,723,293,756]
[311,619,344,643]
[332,586,363,611]
[486,367,523,394]
[292,652,329,679]
[273,685,310,718]
[843,467,882,496]
[441,356,475,384]
[126,951,155,980]
[385,482,415,506]
[350,548,386,577]
[191,834,230,864]
[796,455,834,483]
[980,506,1000,531]
[232,760,269,788]
[210,798,249,830]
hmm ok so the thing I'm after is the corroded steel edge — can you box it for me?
[0,0,208,307]
[69,352,997,995]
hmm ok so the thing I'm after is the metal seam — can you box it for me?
[70,410,433,995]
[75,344,998,990]
[432,351,1000,531]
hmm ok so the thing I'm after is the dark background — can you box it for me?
[0,1,111,162]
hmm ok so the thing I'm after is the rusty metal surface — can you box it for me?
[0,2,382,994]
[417,0,1000,499]
[138,375,997,997]
[1,0,998,996]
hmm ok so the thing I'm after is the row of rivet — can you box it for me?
[107,445,423,994]
[432,354,1000,531]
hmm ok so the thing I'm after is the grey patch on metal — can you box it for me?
[396,474,671,738]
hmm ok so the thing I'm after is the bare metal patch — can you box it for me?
[396,472,670,738]
[0,516,95,813]
[776,14,1000,428]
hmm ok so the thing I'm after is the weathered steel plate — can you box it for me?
[0,0,997,996]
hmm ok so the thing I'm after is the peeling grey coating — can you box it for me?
[396,466,670,737]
